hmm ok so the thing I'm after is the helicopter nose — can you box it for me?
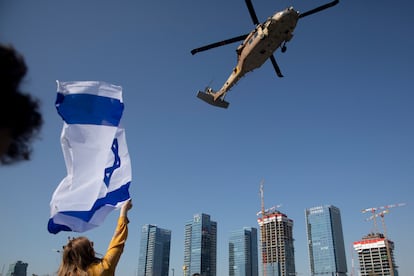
[279,7,297,17]
[287,7,299,15]
[285,7,300,19]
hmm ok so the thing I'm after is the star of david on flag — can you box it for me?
[48,81,131,234]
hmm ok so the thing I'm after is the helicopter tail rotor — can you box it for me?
[298,0,339,19]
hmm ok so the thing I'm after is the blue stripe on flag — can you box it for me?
[47,182,131,234]
[47,221,72,233]
[55,93,124,126]
[104,138,121,187]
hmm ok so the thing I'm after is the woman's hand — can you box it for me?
[120,199,132,217]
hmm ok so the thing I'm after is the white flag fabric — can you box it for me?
[48,81,131,234]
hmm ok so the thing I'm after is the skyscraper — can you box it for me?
[305,205,347,276]
[353,232,398,276]
[229,227,259,276]
[6,261,28,276]
[183,213,217,276]
[257,210,295,276]
[138,224,171,276]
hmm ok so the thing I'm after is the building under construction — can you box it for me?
[353,233,398,276]
[257,211,295,276]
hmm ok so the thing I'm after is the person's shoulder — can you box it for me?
[90,254,120,274]
[88,261,107,275]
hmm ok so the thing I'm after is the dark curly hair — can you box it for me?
[0,44,43,164]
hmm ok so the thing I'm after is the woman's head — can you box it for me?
[58,237,99,275]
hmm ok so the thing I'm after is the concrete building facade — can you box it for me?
[353,233,398,276]
[257,211,295,276]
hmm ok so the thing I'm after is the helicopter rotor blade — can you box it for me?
[245,0,260,25]
[270,55,283,78]
[298,0,339,19]
[191,34,248,55]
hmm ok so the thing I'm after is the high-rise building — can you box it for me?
[183,213,217,276]
[138,224,171,276]
[229,227,259,276]
[6,261,28,276]
[305,205,348,276]
[353,232,398,276]
[257,210,295,276]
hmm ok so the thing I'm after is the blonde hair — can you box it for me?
[57,237,100,276]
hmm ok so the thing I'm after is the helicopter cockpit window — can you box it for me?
[249,32,259,45]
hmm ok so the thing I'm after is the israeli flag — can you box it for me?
[48,81,131,234]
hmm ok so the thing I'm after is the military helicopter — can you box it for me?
[192,0,339,108]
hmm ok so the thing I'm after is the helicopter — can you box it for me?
[192,0,339,108]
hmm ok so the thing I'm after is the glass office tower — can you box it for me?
[229,227,259,276]
[305,205,347,276]
[183,213,217,276]
[138,224,171,276]
[6,261,28,276]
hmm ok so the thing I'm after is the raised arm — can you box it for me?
[98,200,133,273]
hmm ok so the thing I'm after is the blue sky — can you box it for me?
[1,0,413,275]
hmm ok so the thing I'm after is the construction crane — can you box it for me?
[256,205,282,216]
[258,180,267,276]
[366,210,393,276]
[361,202,406,233]
[257,180,284,276]
[364,203,406,276]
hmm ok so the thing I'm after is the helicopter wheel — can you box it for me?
[281,43,287,53]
